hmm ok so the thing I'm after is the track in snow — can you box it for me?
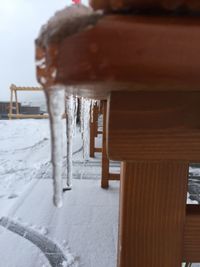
[0,217,76,267]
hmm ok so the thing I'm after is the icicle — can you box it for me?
[73,96,78,137]
[90,100,98,123]
[80,97,92,160]
[96,100,101,112]
[46,88,65,208]
[65,94,76,189]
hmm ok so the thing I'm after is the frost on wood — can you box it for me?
[36,4,103,48]
[46,89,65,208]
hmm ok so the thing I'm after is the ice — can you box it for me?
[45,89,65,208]
[45,88,93,206]
[36,57,46,69]
[40,77,47,85]
[90,99,98,123]
[65,95,77,189]
[80,97,91,161]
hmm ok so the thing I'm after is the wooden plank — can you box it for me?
[109,173,120,180]
[10,84,43,91]
[118,161,188,267]
[11,88,43,91]
[94,147,102,153]
[36,15,200,99]
[91,0,200,12]
[108,91,200,161]
[9,114,49,119]
[184,205,200,262]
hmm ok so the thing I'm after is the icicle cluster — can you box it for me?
[46,88,100,208]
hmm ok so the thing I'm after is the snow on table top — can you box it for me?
[36,4,103,48]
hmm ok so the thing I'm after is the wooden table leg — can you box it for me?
[89,107,95,158]
[106,91,200,267]
[118,160,188,267]
[101,100,109,188]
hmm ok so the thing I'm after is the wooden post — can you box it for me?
[101,100,109,188]
[9,87,13,120]
[108,91,200,267]
[118,161,188,267]
[90,102,103,157]
[14,89,20,116]
[89,105,96,158]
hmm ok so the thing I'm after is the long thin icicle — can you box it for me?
[80,97,91,161]
[46,89,65,208]
[65,94,76,189]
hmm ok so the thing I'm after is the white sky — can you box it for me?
[0,0,88,102]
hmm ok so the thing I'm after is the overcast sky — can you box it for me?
[0,0,88,102]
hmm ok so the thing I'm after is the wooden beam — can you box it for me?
[36,15,200,99]
[109,173,120,180]
[8,114,49,119]
[94,147,102,153]
[10,84,43,91]
[108,91,200,161]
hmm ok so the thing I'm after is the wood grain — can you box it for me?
[89,103,98,158]
[101,100,110,188]
[118,161,188,267]
[108,91,200,161]
[184,205,200,262]
[91,0,200,12]
[101,101,120,188]
[36,15,200,99]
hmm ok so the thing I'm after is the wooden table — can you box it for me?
[36,11,200,267]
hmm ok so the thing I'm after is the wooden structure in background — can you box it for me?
[101,100,120,188]
[89,102,102,157]
[90,101,120,188]
[35,4,200,267]
[8,84,48,119]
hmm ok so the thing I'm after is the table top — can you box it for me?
[36,8,200,99]
[91,0,200,12]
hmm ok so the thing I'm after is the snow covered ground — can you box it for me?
[0,119,200,267]
[0,119,119,267]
